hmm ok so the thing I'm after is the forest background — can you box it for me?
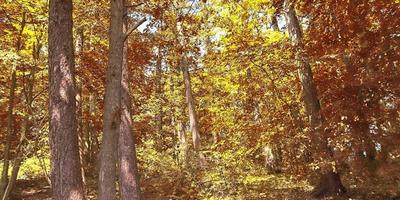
[0,0,400,199]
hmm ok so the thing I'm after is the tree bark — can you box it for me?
[48,0,86,199]
[283,0,346,198]
[118,7,141,199]
[98,0,124,199]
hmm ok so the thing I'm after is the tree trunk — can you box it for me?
[283,1,346,198]
[1,40,41,200]
[48,0,86,199]
[1,161,20,200]
[75,27,87,187]
[118,8,141,199]
[1,142,23,200]
[181,58,201,151]
[88,94,99,164]
[178,121,188,167]
[0,12,26,196]
[98,0,124,199]
[155,47,164,151]
[0,68,16,197]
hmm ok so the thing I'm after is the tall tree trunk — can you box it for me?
[283,1,346,198]
[118,7,141,199]
[48,0,86,199]
[98,0,124,199]
[75,27,87,187]
[155,47,164,151]
[181,58,201,151]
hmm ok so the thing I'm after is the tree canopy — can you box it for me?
[1,0,400,199]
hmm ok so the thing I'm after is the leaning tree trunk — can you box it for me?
[118,7,141,199]
[283,1,346,198]
[98,0,124,199]
[181,58,201,151]
[2,138,24,200]
[48,0,86,199]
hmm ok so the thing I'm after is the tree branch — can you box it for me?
[126,2,144,8]
[124,17,146,41]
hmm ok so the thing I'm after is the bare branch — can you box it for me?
[124,17,146,41]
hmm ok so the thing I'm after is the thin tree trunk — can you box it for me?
[1,161,20,200]
[98,0,124,199]
[0,12,26,196]
[1,139,23,200]
[75,28,89,186]
[118,7,141,199]
[181,58,201,151]
[48,0,86,199]
[0,68,16,197]
[283,1,346,197]
[75,26,87,187]
[88,94,98,163]
[1,40,41,200]
[155,47,164,151]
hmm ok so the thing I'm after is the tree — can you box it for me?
[48,0,86,199]
[98,0,124,199]
[283,0,346,197]
[181,58,201,151]
[0,11,25,197]
[118,2,142,199]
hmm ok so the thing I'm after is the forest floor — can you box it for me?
[8,149,399,200]
[11,172,398,200]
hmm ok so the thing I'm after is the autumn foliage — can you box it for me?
[1,0,400,199]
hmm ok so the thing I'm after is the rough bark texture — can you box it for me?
[181,59,201,150]
[118,8,141,199]
[283,0,346,198]
[98,0,124,199]
[48,0,86,199]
